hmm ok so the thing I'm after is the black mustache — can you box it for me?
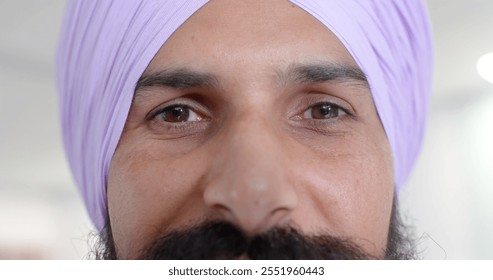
[139,221,372,260]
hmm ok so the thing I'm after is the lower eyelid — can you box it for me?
[303,116,351,130]
[148,118,211,135]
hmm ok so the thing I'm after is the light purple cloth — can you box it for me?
[57,0,433,231]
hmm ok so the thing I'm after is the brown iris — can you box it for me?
[309,103,341,119]
[158,105,190,123]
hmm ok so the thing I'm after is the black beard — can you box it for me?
[92,196,416,260]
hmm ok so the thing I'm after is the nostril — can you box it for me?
[213,204,230,214]
[267,207,293,227]
[209,203,235,221]
[239,207,294,236]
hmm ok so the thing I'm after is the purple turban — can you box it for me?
[57,0,433,230]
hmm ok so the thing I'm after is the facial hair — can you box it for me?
[139,221,372,260]
[93,196,416,260]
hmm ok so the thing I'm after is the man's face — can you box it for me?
[107,0,394,259]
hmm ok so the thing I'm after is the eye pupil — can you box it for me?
[312,103,337,119]
[319,104,331,115]
[163,106,189,122]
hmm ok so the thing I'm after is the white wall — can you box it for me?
[401,89,493,259]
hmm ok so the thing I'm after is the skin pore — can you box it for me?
[106,0,397,259]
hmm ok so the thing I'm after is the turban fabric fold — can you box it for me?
[57,0,433,230]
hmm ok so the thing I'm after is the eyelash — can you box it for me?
[300,101,350,120]
[144,100,211,136]
[146,99,352,136]
[150,105,202,123]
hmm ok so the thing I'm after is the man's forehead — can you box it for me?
[144,0,357,73]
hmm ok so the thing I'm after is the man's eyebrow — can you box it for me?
[135,68,220,93]
[281,62,369,88]
[134,63,368,96]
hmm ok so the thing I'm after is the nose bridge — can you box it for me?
[228,117,282,181]
[203,115,298,234]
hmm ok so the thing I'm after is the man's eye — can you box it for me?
[303,102,347,120]
[153,105,202,123]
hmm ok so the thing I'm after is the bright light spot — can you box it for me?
[477,52,493,84]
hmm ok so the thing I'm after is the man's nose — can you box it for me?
[203,118,298,235]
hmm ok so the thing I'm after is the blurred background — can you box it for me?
[0,0,492,259]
